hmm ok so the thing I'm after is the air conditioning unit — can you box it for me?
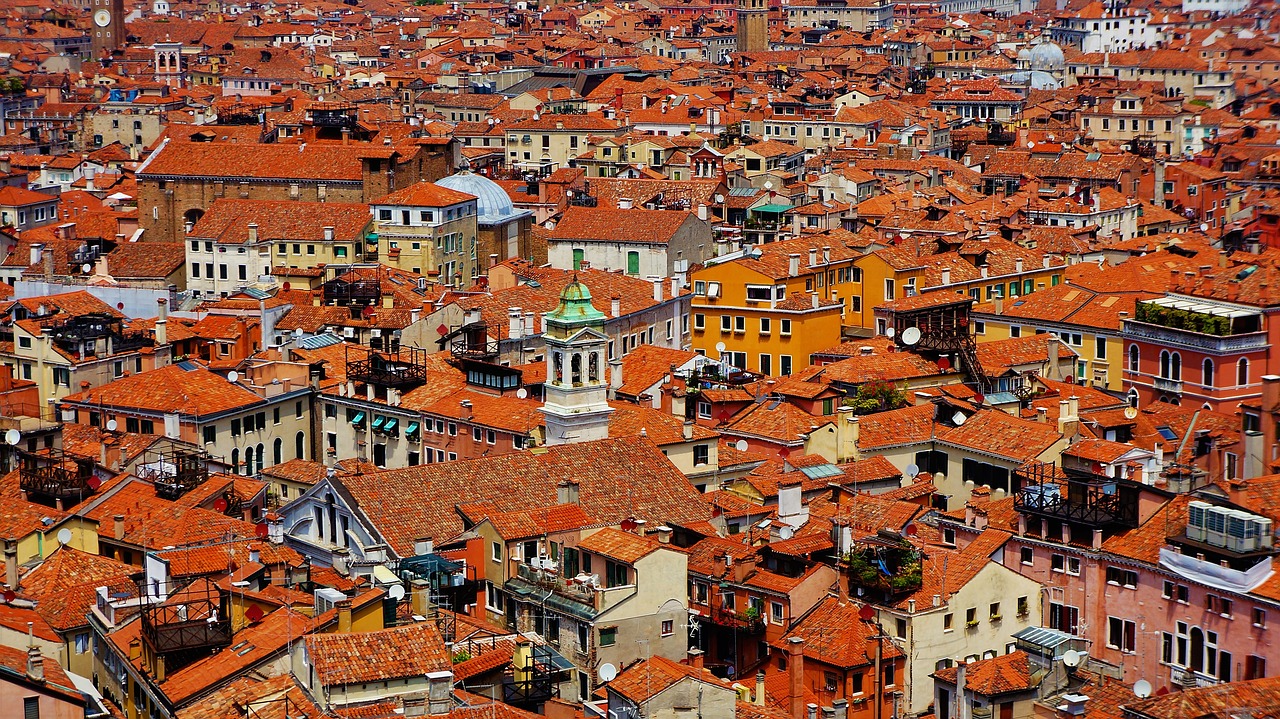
[1257,518,1274,549]
[1225,510,1251,553]
[1205,506,1228,547]
[1186,501,1210,542]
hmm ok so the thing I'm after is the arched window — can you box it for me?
[588,352,599,382]
[1159,351,1181,380]
[244,446,255,476]
[1202,358,1214,388]
[257,443,264,472]
[1127,388,1139,408]
[230,447,239,475]
[273,438,283,465]
[553,351,563,384]
[296,431,305,460]
[1238,358,1250,387]
[571,353,582,385]
[1128,345,1139,373]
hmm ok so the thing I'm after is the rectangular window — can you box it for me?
[1108,616,1136,652]
[693,444,709,466]
[661,619,674,636]
[780,319,792,336]
[599,627,617,646]
[720,315,731,332]
[203,426,216,444]
[694,314,705,331]
[780,355,792,375]
[734,316,745,333]
[1020,547,1034,565]
[492,541,502,562]
[759,317,771,334]
[1105,566,1138,588]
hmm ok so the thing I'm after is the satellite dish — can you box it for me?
[952,411,967,426]
[974,393,985,405]
[0,590,13,603]
[227,370,239,383]
[4,429,19,446]
[516,388,528,399]
[905,463,919,478]
[388,584,406,600]
[885,327,896,338]
[255,523,270,539]
[763,180,774,190]
[1133,679,1152,698]
[905,523,919,536]
[734,439,749,452]
[56,528,72,545]
[1062,650,1081,668]
[714,194,725,203]
[901,327,922,346]
[858,604,875,620]
[1200,223,1209,233]
[282,281,291,292]
[779,526,794,539]
[106,419,118,432]
[715,341,727,353]
[1027,141,1035,149]
[599,663,618,682]
[82,263,92,273]
[1124,406,1138,419]
[213,497,228,512]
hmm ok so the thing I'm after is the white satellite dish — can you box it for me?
[387,584,406,601]
[1200,223,1209,233]
[734,439,749,452]
[227,370,239,383]
[82,263,92,273]
[885,327,896,338]
[1027,141,1035,149]
[4,429,19,446]
[56,528,72,545]
[1062,650,1081,668]
[106,419,118,432]
[715,341,727,353]
[599,663,618,682]
[715,194,725,203]
[763,181,774,190]
[905,463,919,478]
[901,326,922,346]
[952,411,967,426]
[516,388,528,399]
[1133,679,1152,698]
[1124,406,1138,419]
[779,526,794,539]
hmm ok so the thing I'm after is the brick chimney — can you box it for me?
[787,637,805,719]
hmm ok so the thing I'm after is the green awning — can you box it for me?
[406,422,420,435]
[350,412,365,425]
[383,418,398,433]
[371,415,386,430]
[753,203,794,213]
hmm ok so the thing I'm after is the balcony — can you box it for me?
[1170,666,1219,689]
[1124,320,1267,354]
[1014,462,1140,529]
[18,452,96,504]
[513,563,597,606]
[707,600,765,633]
[141,593,232,655]
[346,346,429,390]
[1153,376,1183,394]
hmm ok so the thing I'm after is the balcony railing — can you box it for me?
[513,563,597,605]
[1153,377,1183,394]
[1123,320,1268,354]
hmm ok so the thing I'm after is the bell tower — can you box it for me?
[91,0,126,60]
[737,0,768,53]
[539,280,614,445]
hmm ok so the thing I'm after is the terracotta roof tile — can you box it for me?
[306,622,450,686]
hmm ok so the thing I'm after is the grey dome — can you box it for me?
[437,169,529,227]
[1007,70,1062,90]
[1028,40,1066,72]
[1016,46,1033,65]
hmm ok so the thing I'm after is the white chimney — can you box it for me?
[611,296,621,318]
[697,203,708,221]
[788,253,801,277]
[651,277,662,302]
[618,197,633,210]
[29,244,43,266]
[941,268,951,285]
[323,226,335,242]
[809,248,818,267]
[247,222,259,243]
[1015,257,1024,273]
[508,307,522,339]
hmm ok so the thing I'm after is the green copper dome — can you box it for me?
[545,279,606,327]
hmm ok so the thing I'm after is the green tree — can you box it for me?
[845,379,907,415]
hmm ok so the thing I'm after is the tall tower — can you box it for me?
[539,280,614,446]
[737,0,768,54]
[91,0,126,60]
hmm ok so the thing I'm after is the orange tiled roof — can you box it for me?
[306,622,451,687]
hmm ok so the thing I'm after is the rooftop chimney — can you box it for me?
[557,479,580,505]
[155,298,168,346]
[247,222,259,243]
[788,253,801,277]
[788,638,805,719]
